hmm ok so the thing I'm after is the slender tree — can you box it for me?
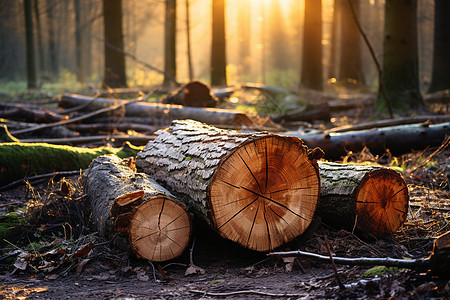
[185,0,194,81]
[163,0,177,87]
[328,0,340,80]
[34,0,45,75]
[427,0,450,93]
[380,0,423,110]
[102,0,127,88]
[211,0,227,86]
[339,0,364,87]
[301,0,322,90]
[46,0,58,78]
[24,0,37,88]
[74,0,84,82]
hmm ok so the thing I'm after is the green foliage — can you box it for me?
[361,265,402,278]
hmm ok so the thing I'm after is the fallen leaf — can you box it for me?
[185,264,205,276]
[75,258,90,274]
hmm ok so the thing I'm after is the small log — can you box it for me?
[318,161,409,237]
[163,81,219,107]
[136,120,321,251]
[0,102,68,123]
[285,122,450,160]
[0,142,142,186]
[59,94,255,126]
[83,155,192,262]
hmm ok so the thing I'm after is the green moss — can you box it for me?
[0,142,143,185]
[0,212,25,246]
[362,265,402,278]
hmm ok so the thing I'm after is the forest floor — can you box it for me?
[0,88,449,299]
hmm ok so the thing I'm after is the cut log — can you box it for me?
[163,81,219,107]
[318,161,409,237]
[135,120,321,251]
[83,154,192,262]
[284,122,450,160]
[0,142,142,186]
[59,94,255,126]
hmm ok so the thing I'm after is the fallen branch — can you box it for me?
[19,135,153,145]
[0,170,82,192]
[269,231,450,277]
[189,289,305,298]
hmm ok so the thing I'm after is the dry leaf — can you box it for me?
[185,264,205,276]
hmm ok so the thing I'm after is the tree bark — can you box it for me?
[135,120,321,251]
[318,161,408,237]
[163,0,177,87]
[284,122,450,160]
[24,0,37,89]
[162,81,219,107]
[83,155,192,262]
[58,94,255,126]
[0,142,141,186]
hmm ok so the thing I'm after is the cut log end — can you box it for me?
[209,136,320,251]
[128,196,192,262]
[355,169,409,236]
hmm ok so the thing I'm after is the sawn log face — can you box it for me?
[136,120,320,251]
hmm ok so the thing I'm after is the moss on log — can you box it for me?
[0,142,142,186]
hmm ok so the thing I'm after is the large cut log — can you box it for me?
[163,81,219,107]
[0,142,142,186]
[59,94,255,126]
[284,122,450,160]
[135,120,321,252]
[318,161,409,237]
[83,154,192,262]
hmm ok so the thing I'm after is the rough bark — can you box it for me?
[0,142,141,186]
[284,122,450,160]
[58,94,255,126]
[83,155,191,261]
[162,81,219,107]
[136,120,321,251]
[318,161,408,237]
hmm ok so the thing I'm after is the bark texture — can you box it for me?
[136,120,321,251]
[318,161,408,236]
[83,155,191,261]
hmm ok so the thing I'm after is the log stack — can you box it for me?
[83,155,192,262]
[135,120,321,251]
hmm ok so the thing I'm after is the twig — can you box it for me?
[408,135,450,174]
[189,236,196,265]
[324,235,345,290]
[189,289,305,297]
[346,0,393,118]
[0,170,82,192]
[19,135,153,146]
[10,93,153,136]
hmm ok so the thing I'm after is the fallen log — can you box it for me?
[135,120,321,252]
[0,102,68,123]
[269,231,450,277]
[66,122,160,134]
[83,155,192,262]
[284,122,450,160]
[318,161,409,237]
[0,142,142,186]
[59,94,255,126]
[163,81,219,107]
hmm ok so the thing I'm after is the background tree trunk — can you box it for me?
[301,0,322,90]
[339,0,364,88]
[380,0,423,111]
[427,0,450,93]
[163,0,177,87]
[211,0,227,86]
[102,0,127,88]
[136,120,320,251]
[46,0,58,78]
[24,0,37,89]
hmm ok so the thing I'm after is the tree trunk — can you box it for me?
[318,162,408,237]
[211,0,227,86]
[301,0,322,90]
[83,155,192,262]
[185,0,193,81]
[135,120,321,252]
[339,0,364,87]
[33,0,45,75]
[163,0,177,87]
[0,142,141,186]
[380,0,423,111]
[24,0,37,89]
[162,81,218,107]
[427,0,450,93]
[46,0,58,78]
[102,0,127,88]
[58,94,255,126]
